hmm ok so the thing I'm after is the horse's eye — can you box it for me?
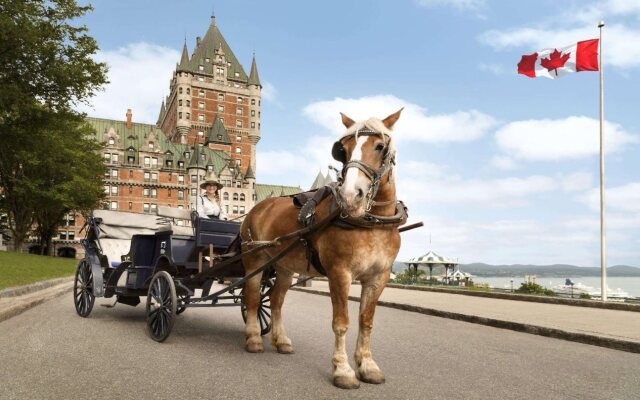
[375,143,385,152]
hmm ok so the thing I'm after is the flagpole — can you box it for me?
[598,20,607,302]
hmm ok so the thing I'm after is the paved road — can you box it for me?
[1,289,639,400]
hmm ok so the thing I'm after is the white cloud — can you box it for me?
[414,0,487,18]
[495,116,638,161]
[261,81,278,103]
[77,42,180,124]
[491,155,517,170]
[583,182,640,212]
[479,1,640,69]
[561,172,592,192]
[303,95,497,143]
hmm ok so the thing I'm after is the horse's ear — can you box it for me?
[340,112,356,129]
[382,108,404,130]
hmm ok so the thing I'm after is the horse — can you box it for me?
[240,109,404,389]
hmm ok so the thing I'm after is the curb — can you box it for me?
[0,276,74,298]
[291,287,640,354]
[0,280,73,323]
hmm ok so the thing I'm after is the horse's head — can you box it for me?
[332,109,403,218]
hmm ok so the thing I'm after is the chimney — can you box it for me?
[126,109,132,129]
[196,36,201,47]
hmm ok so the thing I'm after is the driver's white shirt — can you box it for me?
[191,194,228,220]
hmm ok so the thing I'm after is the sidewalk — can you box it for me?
[0,277,73,323]
[294,280,640,353]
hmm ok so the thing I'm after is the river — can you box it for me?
[474,276,640,298]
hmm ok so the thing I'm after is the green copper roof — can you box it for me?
[248,55,261,87]
[187,144,206,169]
[86,116,229,175]
[187,18,248,82]
[178,42,190,72]
[255,184,302,203]
[205,117,231,145]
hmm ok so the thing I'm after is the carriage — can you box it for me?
[73,206,281,341]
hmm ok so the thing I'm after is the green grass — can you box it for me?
[0,251,77,290]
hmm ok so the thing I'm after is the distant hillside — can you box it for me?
[392,261,640,277]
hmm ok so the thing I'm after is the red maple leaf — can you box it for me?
[540,49,571,76]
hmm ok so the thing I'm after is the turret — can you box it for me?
[247,54,262,173]
[176,41,192,144]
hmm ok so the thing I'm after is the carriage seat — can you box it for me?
[156,206,194,236]
[99,238,131,268]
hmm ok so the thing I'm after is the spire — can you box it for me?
[156,100,166,126]
[248,54,261,87]
[178,41,190,71]
[187,144,206,170]
[205,116,231,145]
[245,164,255,179]
[310,171,324,190]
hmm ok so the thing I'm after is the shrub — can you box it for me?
[515,282,556,296]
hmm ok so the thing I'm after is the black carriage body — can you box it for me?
[122,218,244,291]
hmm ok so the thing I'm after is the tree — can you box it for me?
[0,0,108,251]
[31,112,106,255]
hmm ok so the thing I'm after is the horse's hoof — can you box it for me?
[333,375,360,390]
[358,370,386,384]
[245,342,264,353]
[276,343,294,354]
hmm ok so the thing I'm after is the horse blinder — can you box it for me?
[331,140,347,163]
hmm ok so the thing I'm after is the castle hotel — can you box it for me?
[47,16,307,258]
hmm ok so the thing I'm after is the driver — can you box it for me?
[191,173,228,220]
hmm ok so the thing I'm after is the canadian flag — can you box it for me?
[518,39,599,79]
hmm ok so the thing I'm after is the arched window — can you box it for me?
[186,100,190,107]
[179,87,183,94]
[186,88,190,95]
[179,99,182,106]
[239,194,245,201]
[223,192,229,201]
[233,193,239,201]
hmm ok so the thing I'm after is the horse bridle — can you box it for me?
[331,129,396,211]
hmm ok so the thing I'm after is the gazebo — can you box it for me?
[402,250,459,283]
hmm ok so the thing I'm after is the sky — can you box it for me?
[76,0,640,267]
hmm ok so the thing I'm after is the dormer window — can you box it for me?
[227,62,231,67]
[234,72,240,78]
[217,134,222,140]
[149,142,154,149]
[178,161,184,168]
[108,137,115,145]
[184,152,190,158]
[199,65,204,71]
[205,58,210,63]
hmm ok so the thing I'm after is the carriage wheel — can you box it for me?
[176,294,190,315]
[241,268,275,336]
[146,271,177,342]
[73,260,95,317]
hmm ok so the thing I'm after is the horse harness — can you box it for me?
[290,128,407,276]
